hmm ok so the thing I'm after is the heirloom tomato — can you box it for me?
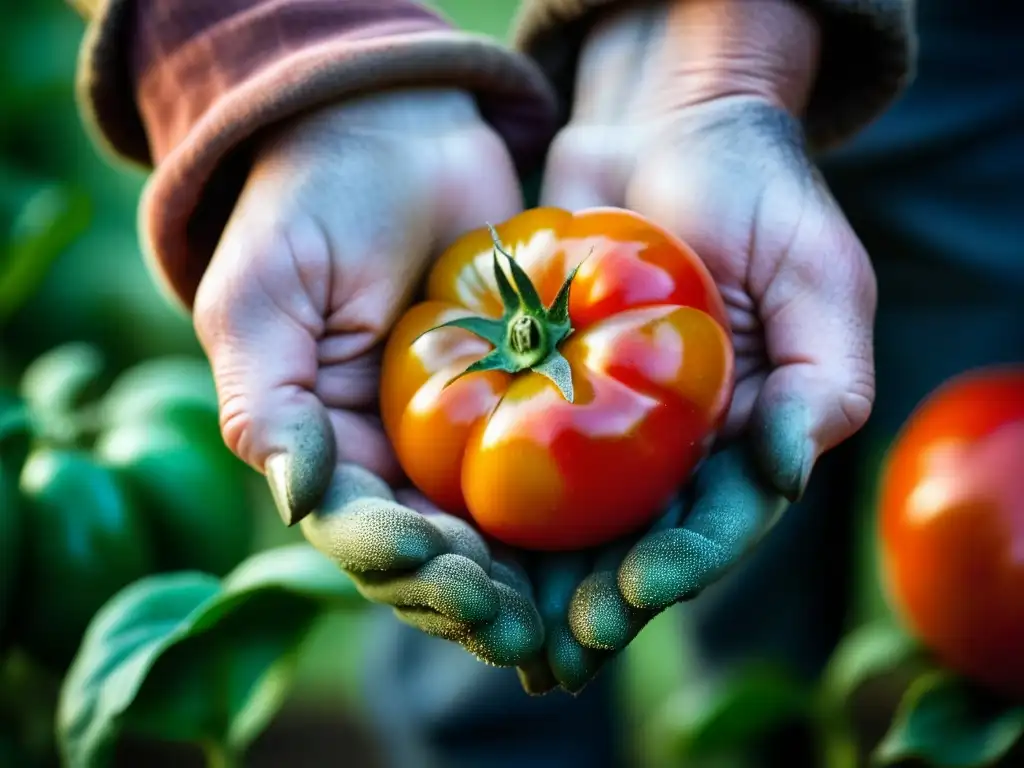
[879,366,1024,697]
[380,208,734,551]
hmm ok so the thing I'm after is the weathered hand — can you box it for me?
[301,465,544,667]
[193,89,545,667]
[526,0,878,693]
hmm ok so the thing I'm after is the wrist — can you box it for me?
[258,88,483,150]
[578,0,821,120]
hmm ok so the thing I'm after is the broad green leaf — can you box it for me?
[57,544,364,768]
[97,356,218,430]
[0,389,31,458]
[0,390,31,645]
[0,12,80,115]
[662,664,816,759]
[822,620,921,705]
[19,343,106,436]
[875,672,1024,768]
[0,184,91,322]
[0,412,28,648]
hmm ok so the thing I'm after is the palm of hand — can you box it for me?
[194,91,554,669]
[522,98,877,694]
[193,91,524,516]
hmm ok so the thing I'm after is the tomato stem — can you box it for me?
[418,225,584,403]
[508,314,546,363]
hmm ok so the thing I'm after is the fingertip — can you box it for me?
[265,405,337,525]
[750,379,872,502]
[545,622,609,694]
[300,496,446,572]
[568,571,631,650]
[617,529,717,609]
[415,553,501,623]
[393,489,494,573]
[465,582,545,666]
[749,396,815,502]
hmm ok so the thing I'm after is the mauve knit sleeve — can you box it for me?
[68,0,558,308]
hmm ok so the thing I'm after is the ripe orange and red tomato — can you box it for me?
[380,207,735,551]
[879,366,1024,697]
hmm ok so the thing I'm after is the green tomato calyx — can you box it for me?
[421,224,582,403]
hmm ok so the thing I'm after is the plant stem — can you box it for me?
[814,697,860,768]
[203,741,241,768]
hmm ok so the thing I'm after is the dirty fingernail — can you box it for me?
[753,399,815,502]
[265,408,338,526]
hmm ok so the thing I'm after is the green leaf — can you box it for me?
[57,544,363,768]
[546,262,580,327]
[420,315,506,349]
[533,351,574,403]
[97,356,218,430]
[486,224,544,314]
[0,391,31,648]
[490,250,521,317]
[0,184,91,322]
[19,449,155,670]
[501,248,545,315]
[95,410,254,577]
[444,349,518,389]
[875,672,1024,768]
[662,664,816,759]
[823,620,921,706]
[19,343,105,436]
[0,389,31,454]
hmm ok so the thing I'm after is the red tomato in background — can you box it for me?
[380,207,735,551]
[879,366,1024,697]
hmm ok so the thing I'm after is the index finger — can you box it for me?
[616,444,788,610]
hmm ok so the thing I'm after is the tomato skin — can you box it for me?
[381,207,735,551]
[879,366,1024,697]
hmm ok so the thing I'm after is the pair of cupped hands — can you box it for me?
[192,4,877,693]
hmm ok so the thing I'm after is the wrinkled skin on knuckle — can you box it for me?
[541,125,633,205]
[216,391,252,462]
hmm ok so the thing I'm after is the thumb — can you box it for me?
[750,208,877,501]
[193,230,339,527]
